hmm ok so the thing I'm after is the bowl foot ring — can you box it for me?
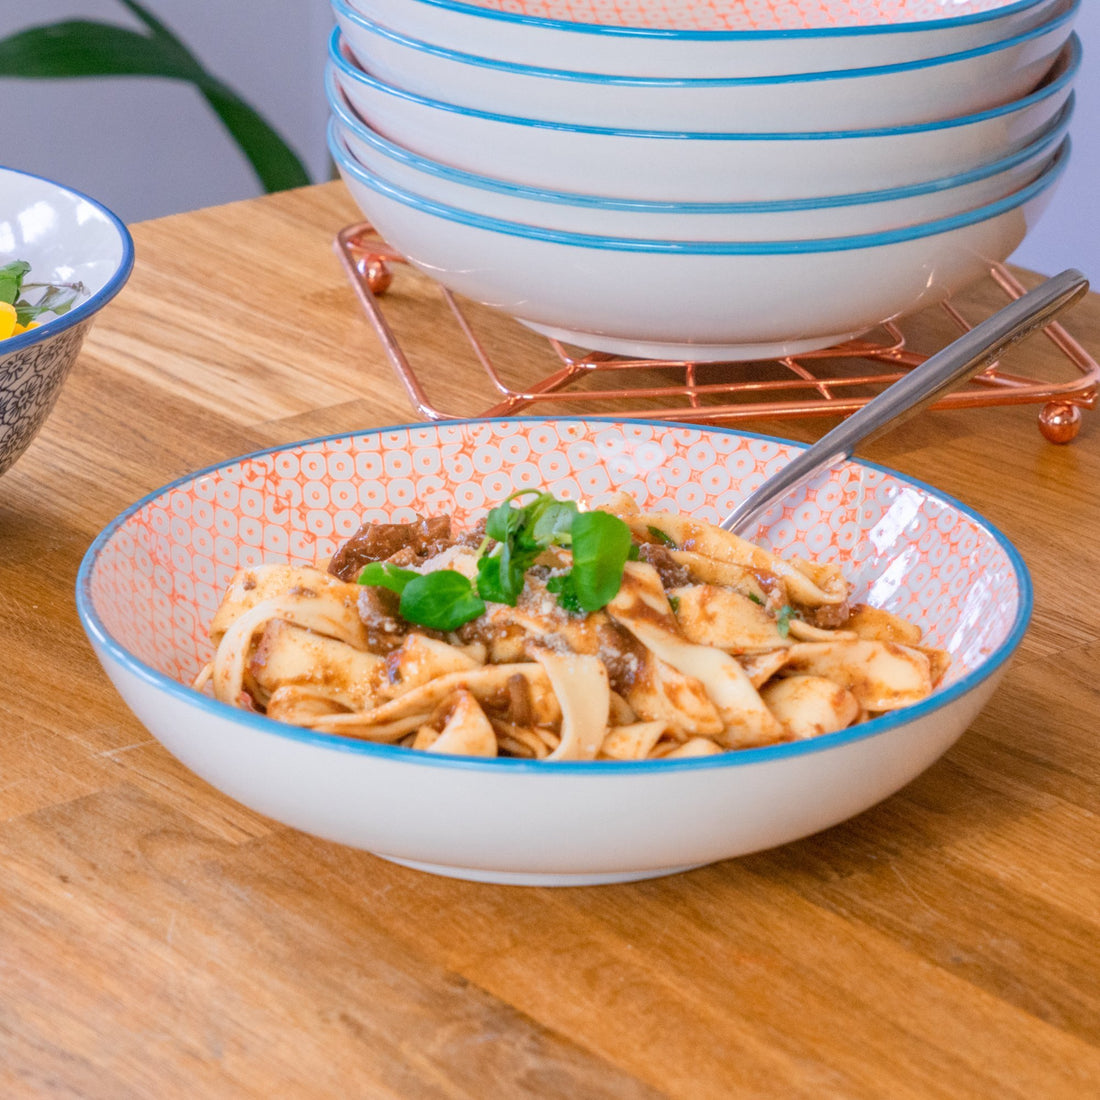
[376,854,708,887]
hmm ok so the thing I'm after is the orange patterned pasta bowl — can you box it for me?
[408,0,1052,31]
[331,3,1077,134]
[77,419,1031,886]
[341,0,1065,77]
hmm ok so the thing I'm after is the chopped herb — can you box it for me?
[775,604,796,638]
[546,571,582,614]
[646,524,677,549]
[668,595,681,614]
[747,592,763,606]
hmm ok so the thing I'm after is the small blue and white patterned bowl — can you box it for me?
[0,166,134,478]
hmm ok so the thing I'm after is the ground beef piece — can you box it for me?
[798,599,852,631]
[636,542,692,589]
[356,586,408,653]
[455,516,488,549]
[328,515,454,581]
[595,626,647,696]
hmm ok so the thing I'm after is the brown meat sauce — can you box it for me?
[328,514,456,582]
[328,512,824,688]
[635,542,692,588]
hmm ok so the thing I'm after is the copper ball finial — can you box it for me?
[1038,402,1082,444]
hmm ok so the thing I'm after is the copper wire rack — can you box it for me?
[334,221,1098,443]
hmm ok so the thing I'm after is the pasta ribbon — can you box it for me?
[195,496,948,760]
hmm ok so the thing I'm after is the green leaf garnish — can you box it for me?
[484,493,526,545]
[358,562,485,632]
[567,510,633,613]
[474,553,510,606]
[668,595,681,614]
[357,560,419,595]
[747,592,763,606]
[529,496,578,546]
[1,259,87,328]
[400,572,486,632]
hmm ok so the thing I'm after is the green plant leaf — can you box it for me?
[116,0,181,42]
[0,7,310,194]
[0,22,201,80]
[196,79,311,193]
[118,0,310,193]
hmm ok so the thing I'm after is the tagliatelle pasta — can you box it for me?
[193,490,949,761]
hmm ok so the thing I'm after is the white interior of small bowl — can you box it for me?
[435,0,1036,32]
[1,168,127,301]
[84,420,1024,695]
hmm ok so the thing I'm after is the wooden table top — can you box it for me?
[2,181,1098,1098]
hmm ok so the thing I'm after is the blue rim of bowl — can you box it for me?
[329,121,1069,254]
[367,0,1055,40]
[76,416,1034,776]
[327,65,1074,215]
[328,25,1080,140]
[333,0,1077,86]
[0,164,134,356]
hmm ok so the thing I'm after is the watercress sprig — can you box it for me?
[357,491,636,631]
[563,509,634,612]
[477,490,579,605]
[357,561,485,633]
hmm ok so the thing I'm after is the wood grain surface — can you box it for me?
[1,182,1098,1099]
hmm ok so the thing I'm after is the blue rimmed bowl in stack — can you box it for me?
[325,0,1081,361]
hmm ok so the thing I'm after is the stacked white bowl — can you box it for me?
[326,0,1081,361]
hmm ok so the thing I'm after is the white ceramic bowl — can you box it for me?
[333,0,1076,131]
[329,28,1080,202]
[329,80,1073,241]
[343,0,1064,77]
[77,418,1032,886]
[1,166,134,478]
[331,125,1067,362]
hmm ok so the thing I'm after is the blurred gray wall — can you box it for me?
[1,0,1095,280]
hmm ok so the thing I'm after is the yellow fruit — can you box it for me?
[0,301,16,340]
